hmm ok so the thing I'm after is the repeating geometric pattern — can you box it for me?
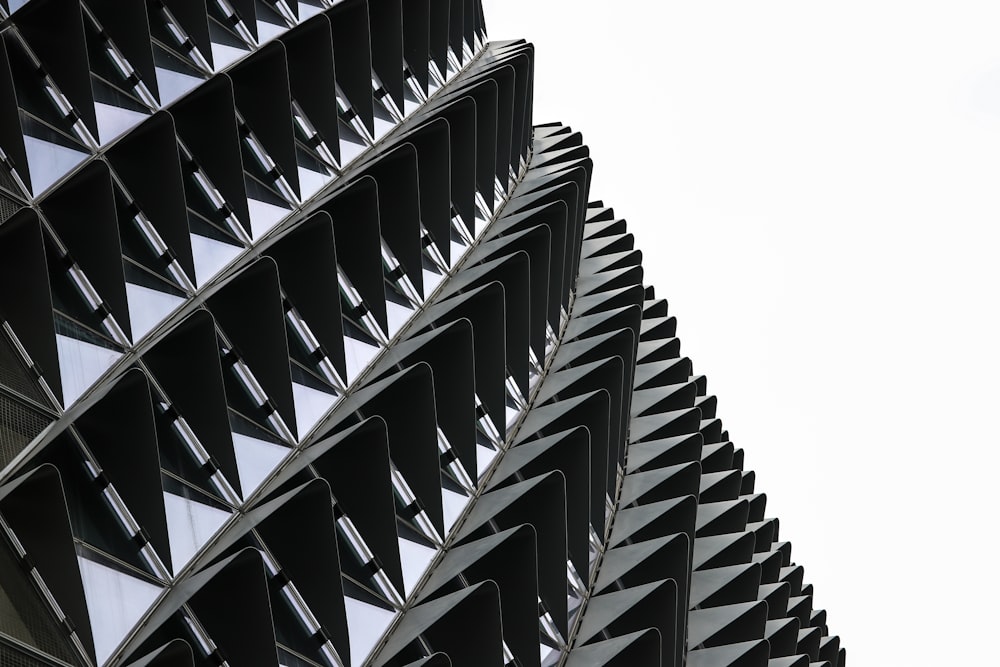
[0,1,844,666]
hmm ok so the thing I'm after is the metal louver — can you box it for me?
[0,1,844,666]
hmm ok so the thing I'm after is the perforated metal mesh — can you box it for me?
[0,650,49,667]
[0,395,50,470]
[0,543,77,665]
[0,336,44,405]
[0,643,63,667]
[0,196,19,226]
[0,164,23,213]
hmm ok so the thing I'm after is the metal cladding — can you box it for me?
[0,1,844,666]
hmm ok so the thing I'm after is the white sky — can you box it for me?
[483,2,1000,664]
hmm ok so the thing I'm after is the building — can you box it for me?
[0,1,843,666]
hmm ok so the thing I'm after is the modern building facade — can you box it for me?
[0,1,843,666]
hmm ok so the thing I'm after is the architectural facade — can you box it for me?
[0,1,843,666]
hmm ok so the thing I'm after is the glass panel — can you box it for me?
[476,442,498,480]
[428,58,444,87]
[209,21,251,70]
[449,221,469,268]
[78,554,162,664]
[297,164,332,200]
[343,331,379,384]
[189,233,243,285]
[244,176,291,240]
[397,537,436,597]
[383,293,412,339]
[338,119,366,165]
[91,79,150,144]
[402,84,420,117]
[94,103,148,144]
[474,205,490,237]
[297,0,324,19]
[505,403,520,429]
[153,46,205,105]
[371,99,395,140]
[441,487,468,536]
[541,644,561,667]
[162,491,231,574]
[232,430,290,498]
[247,197,290,240]
[343,594,395,667]
[296,148,334,199]
[156,66,202,105]
[126,282,185,340]
[55,333,121,406]
[256,19,286,43]
[589,526,601,573]
[421,268,444,296]
[506,376,526,428]
[21,120,89,195]
[422,253,446,296]
[449,242,467,267]
[291,382,336,440]
[254,2,290,43]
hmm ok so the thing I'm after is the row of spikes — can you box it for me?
[0,120,591,667]
[0,0,487,197]
[556,203,845,666]
[0,34,534,467]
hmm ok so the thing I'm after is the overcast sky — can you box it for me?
[483,2,1000,664]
